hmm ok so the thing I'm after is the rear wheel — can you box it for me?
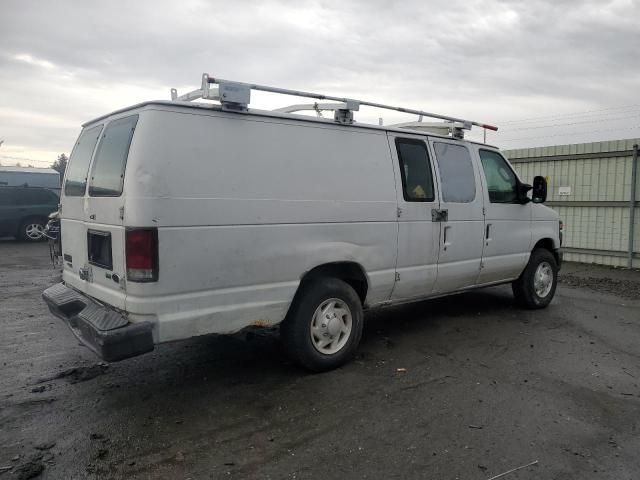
[281,278,363,372]
[512,248,558,309]
[18,217,46,242]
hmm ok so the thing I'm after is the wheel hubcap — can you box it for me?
[26,223,44,240]
[534,261,554,298]
[310,298,352,355]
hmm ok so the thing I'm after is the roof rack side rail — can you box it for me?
[170,73,498,132]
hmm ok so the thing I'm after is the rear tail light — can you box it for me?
[126,228,158,282]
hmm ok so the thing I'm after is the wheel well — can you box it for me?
[300,262,369,305]
[533,238,559,263]
[20,215,47,224]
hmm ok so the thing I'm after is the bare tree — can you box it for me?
[51,153,68,178]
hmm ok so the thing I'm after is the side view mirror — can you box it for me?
[532,176,547,203]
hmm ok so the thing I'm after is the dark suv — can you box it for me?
[0,186,59,241]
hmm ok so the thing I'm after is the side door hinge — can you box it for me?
[79,265,93,282]
[396,207,402,218]
[482,207,486,216]
[431,208,448,222]
[395,272,401,281]
[119,206,125,220]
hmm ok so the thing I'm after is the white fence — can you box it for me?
[505,138,639,268]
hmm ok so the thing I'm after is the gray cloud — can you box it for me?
[0,0,639,165]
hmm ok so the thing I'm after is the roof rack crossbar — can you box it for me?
[170,73,498,132]
[273,102,350,114]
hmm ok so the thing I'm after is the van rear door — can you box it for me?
[61,124,103,297]
[61,115,138,309]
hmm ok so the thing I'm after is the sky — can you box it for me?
[0,0,639,168]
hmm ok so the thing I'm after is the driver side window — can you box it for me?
[479,150,518,203]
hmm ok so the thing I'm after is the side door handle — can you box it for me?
[485,223,492,245]
[443,225,452,251]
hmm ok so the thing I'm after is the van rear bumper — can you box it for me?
[42,283,154,362]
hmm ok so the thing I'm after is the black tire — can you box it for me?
[281,278,364,372]
[18,217,47,242]
[512,248,558,309]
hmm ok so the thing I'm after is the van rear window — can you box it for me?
[64,125,102,196]
[89,115,138,197]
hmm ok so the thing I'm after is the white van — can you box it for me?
[43,75,562,371]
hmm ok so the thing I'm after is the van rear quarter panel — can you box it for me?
[123,108,398,341]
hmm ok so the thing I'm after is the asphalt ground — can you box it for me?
[1,240,639,480]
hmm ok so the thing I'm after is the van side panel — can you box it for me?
[531,204,561,250]
[124,109,398,342]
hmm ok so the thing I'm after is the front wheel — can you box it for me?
[512,248,558,309]
[280,278,363,372]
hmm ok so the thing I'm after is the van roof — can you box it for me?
[83,100,499,149]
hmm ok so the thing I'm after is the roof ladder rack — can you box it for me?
[170,74,499,135]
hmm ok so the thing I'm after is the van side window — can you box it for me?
[433,142,476,203]
[64,125,103,196]
[395,139,435,202]
[479,150,518,203]
[89,115,138,197]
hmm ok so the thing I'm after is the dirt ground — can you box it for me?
[1,240,639,480]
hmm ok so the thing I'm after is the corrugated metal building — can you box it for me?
[505,138,639,268]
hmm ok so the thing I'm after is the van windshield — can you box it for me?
[89,115,138,197]
[64,125,103,196]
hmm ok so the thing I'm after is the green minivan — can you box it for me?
[0,186,59,241]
